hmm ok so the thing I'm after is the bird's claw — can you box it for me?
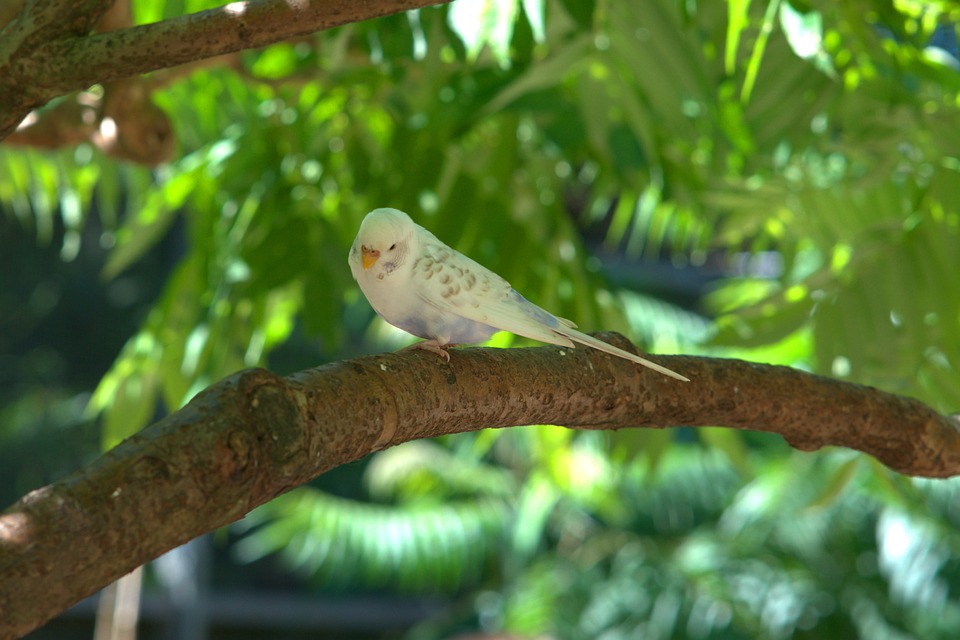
[400,340,453,362]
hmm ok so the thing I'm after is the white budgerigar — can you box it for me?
[348,208,689,382]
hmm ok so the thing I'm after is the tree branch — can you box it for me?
[2,337,959,637]
[0,0,111,66]
[0,0,453,139]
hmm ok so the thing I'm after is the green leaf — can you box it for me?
[481,33,593,116]
[510,472,560,564]
[779,2,825,61]
[102,170,195,279]
[726,0,752,75]
[741,0,782,103]
[448,0,520,67]
[234,489,509,592]
[250,43,300,79]
[805,455,861,510]
[522,0,546,43]
[699,428,752,476]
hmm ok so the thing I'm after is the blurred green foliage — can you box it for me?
[3,0,960,638]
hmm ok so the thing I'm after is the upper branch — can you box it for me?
[1,339,958,637]
[0,0,453,139]
[0,0,111,66]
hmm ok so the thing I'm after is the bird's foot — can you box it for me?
[400,340,454,362]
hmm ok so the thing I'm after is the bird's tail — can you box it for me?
[558,327,690,382]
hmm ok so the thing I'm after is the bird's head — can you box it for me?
[351,208,416,274]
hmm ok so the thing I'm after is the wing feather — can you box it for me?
[413,239,575,346]
[413,235,689,382]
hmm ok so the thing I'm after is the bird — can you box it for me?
[348,208,689,382]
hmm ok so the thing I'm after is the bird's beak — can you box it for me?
[361,246,380,270]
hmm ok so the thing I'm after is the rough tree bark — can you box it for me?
[2,337,960,638]
[0,0,454,141]
[4,2,960,638]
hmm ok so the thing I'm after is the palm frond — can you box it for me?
[234,488,510,592]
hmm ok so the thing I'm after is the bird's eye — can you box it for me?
[389,243,397,251]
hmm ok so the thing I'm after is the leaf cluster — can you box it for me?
[3,0,960,638]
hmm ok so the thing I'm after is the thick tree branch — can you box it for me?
[0,0,110,65]
[0,0,453,139]
[2,337,959,637]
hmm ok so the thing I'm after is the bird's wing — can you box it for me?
[413,238,579,347]
[414,235,690,382]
